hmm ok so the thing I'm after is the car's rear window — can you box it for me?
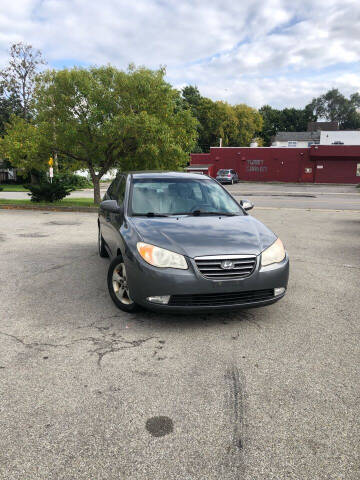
[217,169,230,174]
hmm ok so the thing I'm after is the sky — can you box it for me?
[0,0,359,109]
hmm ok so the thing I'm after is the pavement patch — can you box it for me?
[146,416,174,437]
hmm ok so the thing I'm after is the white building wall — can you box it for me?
[320,131,360,145]
[272,141,311,148]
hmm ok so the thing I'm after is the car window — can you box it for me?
[115,176,126,204]
[130,178,243,215]
[107,180,117,198]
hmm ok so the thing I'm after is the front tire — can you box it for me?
[107,255,139,312]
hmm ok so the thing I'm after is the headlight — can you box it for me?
[137,242,188,270]
[261,238,285,266]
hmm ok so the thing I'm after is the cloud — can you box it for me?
[0,0,359,108]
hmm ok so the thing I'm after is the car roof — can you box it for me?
[125,171,209,180]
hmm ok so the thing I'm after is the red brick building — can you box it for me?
[189,146,360,184]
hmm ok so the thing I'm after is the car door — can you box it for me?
[99,179,118,253]
[107,175,126,256]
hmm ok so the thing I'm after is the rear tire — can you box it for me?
[107,255,140,313]
[98,225,109,258]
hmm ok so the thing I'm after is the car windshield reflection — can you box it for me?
[130,178,243,216]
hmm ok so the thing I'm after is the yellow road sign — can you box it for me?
[48,157,54,167]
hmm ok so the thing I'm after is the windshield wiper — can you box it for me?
[132,212,169,217]
[191,210,237,216]
[146,212,169,217]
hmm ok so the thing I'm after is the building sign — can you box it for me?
[317,165,324,169]
[246,159,268,173]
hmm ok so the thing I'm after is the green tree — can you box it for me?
[0,42,46,119]
[2,65,198,203]
[229,104,263,146]
[259,105,315,145]
[181,85,264,150]
[0,86,22,135]
[306,88,360,128]
[0,115,51,182]
[195,98,238,150]
[182,85,202,113]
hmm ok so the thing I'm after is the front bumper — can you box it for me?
[125,252,289,313]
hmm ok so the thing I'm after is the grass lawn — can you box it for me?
[0,197,95,207]
[0,184,29,192]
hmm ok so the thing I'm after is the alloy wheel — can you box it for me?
[112,262,133,305]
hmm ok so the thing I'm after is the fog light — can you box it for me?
[274,287,285,296]
[147,295,170,305]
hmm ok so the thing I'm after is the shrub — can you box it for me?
[0,186,3,191]
[56,173,93,189]
[25,178,75,202]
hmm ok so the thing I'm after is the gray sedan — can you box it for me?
[98,172,289,313]
[216,169,239,184]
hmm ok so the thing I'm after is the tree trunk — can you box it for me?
[87,165,102,205]
[30,173,37,184]
[93,176,101,205]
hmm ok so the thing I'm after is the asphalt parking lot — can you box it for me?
[0,206,359,479]
[1,181,360,210]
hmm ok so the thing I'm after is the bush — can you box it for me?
[56,173,93,189]
[0,186,3,191]
[25,178,75,202]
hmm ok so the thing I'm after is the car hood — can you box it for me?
[129,215,276,258]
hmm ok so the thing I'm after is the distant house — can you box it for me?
[272,120,360,147]
[272,131,321,148]
[0,160,17,183]
[320,130,360,145]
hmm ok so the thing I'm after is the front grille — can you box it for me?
[169,289,274,307]
[195,255,256,279]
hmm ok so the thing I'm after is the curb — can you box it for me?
[0,204,98,212]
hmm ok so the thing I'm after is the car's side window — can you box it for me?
[115,176,126,205]
[107,180,117,199]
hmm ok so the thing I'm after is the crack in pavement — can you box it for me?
[0,331,71,350]
[84,335,156,367]
[0,330,156,367]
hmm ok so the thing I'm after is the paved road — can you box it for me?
[1,182,359,210]
[227,183,360,210]
[0,207,359,479]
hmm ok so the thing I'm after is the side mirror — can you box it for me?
[100,199,123,214]
[240,199,254,211]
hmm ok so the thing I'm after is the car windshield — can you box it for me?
[217,170,230,175]
[130,177,243,216]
